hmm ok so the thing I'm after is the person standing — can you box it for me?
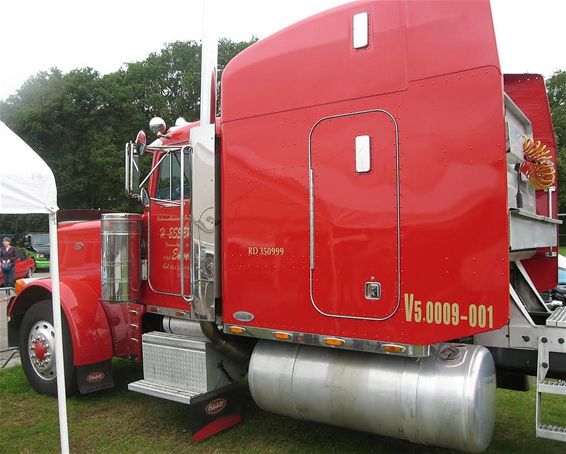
[1,237,17,288]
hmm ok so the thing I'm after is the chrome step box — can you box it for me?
[128,331,246,404]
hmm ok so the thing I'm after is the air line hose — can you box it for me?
[520,138,556,190]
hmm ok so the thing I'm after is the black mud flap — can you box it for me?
[76,360,114,394]
[189,384,243,441]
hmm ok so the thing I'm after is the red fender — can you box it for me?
[8,278,113,366]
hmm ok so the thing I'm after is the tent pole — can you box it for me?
[49,211,69,454]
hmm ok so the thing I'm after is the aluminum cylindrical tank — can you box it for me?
[101,213,141,302]
[249,341,495,453]
[162,317,205,338]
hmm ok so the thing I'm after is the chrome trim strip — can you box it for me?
[179,145,194,303]
[309,167,314,270]
[146,305,193,319]
[225,324,430,358]
[169,150,173,203]
[124,143,129,195]
[308,108,401,321]
[548,186,555,219]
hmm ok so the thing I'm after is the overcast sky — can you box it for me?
[1,0,564,101]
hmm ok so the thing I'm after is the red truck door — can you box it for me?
[148,150,191,297]
[309,110,400,320]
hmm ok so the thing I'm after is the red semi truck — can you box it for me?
[6,0,565,451]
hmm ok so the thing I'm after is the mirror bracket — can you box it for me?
[125,142,141,197]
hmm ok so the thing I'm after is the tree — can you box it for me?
[0,38,256,236]
[547,71,566,215]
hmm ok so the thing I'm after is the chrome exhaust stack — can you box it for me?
[180,0,219,321]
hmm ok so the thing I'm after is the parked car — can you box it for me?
[21,233,50,271]
[0,247,35,286]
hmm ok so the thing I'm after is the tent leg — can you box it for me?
[49,211,69,454]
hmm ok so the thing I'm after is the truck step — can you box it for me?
[536,336,566,444]
[141,331,209,395]
[546,306,566,327]
[537,425,566,442]
[130,331,247,406]
[538,380,566,396]
[128,379,201,404]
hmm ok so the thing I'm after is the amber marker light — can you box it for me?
[229,326,246,334]
[14,279,26,295]
[382,344,407,354]
[323,338,345,347]
[273,332,291,340]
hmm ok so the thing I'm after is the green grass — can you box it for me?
[1,360,565,453]
[559,246,566,257]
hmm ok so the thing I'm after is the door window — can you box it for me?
[155,152,191,201]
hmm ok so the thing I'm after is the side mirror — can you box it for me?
[125,143,140,197]
[135,130,146,155]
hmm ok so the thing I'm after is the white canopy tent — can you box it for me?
[0,120,69,453]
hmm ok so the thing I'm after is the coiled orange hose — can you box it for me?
[520,138,556,190]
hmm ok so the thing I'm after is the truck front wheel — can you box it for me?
[19,301,77,396]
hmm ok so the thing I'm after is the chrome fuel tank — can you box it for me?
[249,341,495,452]
[101,213,141,302]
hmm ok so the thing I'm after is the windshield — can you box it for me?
[31,234,49,248]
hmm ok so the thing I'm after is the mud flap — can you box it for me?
[76,360,114,394]
[189,383,243,441]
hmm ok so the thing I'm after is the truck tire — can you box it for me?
[19,300,77,396]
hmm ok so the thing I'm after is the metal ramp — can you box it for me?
[535,308,566,442]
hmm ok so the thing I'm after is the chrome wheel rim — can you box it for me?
[28,319,56,381]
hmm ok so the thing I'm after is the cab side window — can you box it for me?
[155,152,191,201]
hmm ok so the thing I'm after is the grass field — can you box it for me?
[1,360,565,453]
